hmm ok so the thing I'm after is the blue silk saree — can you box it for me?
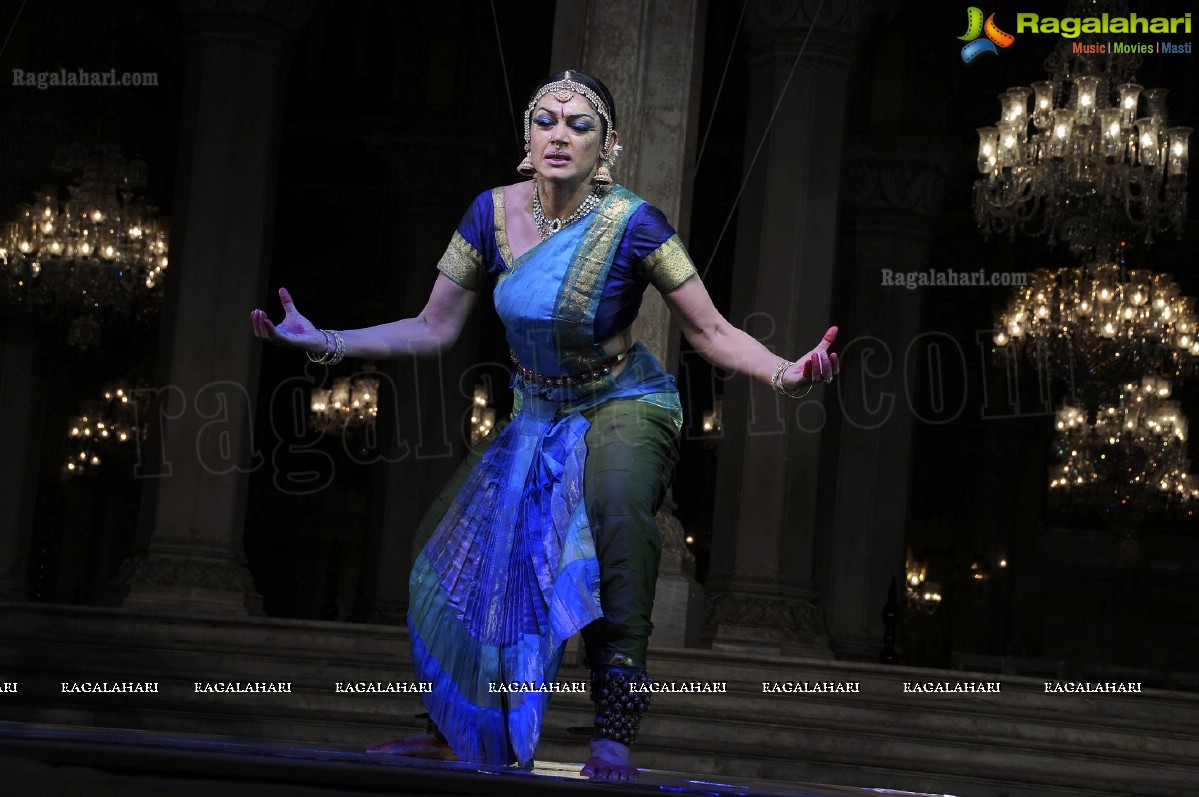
[407,185,695,767]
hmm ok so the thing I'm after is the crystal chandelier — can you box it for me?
[701,397,724,435]
[469,383,497,445]
[994,261,1199,382]
[309,373,379,435]
[973,37,1190,259]
[904,549,942,615]
[975,0,1196,523]
[0,142,169,347]
[1049,376,1198,518]
[63,384,148,477]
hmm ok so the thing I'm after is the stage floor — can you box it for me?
[0,721,954,797]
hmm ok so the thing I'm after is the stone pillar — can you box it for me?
[352,130,498,624]
[552,0,707,648]
[825,137,953,660]
[703,0,877,656]
[0,324,44,601]
[121,0,317,615]
[551,0,705,366]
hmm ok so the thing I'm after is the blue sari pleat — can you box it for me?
[408,407,599,766]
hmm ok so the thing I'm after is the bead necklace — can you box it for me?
[532,182,602,240]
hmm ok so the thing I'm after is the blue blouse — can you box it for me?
[436,186,697,343]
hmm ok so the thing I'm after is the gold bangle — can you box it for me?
[771,359,814,399]
[306,330,332,364]
[770,360,791,392]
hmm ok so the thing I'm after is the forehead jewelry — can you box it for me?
[524,70,614,151]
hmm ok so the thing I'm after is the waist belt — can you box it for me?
[510,348,628,388]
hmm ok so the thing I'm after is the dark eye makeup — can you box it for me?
[533,107,597,134]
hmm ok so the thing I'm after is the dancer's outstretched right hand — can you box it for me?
[250,287,325,352]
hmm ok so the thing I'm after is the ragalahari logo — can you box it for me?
[959,7,1015,63]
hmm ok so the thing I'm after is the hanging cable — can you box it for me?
[488,0,521,152]
[700,0,826,281]
[0,0,28,60]
[692,0,748,179]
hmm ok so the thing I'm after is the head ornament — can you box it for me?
[523,70,615,152]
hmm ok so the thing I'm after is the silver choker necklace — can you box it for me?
[532,183,602,240]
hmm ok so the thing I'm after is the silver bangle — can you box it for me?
[327,330,345,365]
[306,329,345,365]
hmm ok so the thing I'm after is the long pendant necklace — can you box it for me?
[532,182,602,240]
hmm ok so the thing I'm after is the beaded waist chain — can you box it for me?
[509,349,628,388]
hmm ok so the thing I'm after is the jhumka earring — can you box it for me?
[592,142,621,188]
[592,160,613,187]
[517,144,535,177]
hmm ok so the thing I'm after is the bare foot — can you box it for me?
[366,732,456,760]
[580,738,639,780]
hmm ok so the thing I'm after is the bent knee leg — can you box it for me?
[582,401,680,661]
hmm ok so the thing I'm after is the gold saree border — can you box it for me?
[554,187,641,372]
[491,186,513,269]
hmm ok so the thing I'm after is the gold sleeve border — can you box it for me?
[436,231,483,291]
[642,234,696,293]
